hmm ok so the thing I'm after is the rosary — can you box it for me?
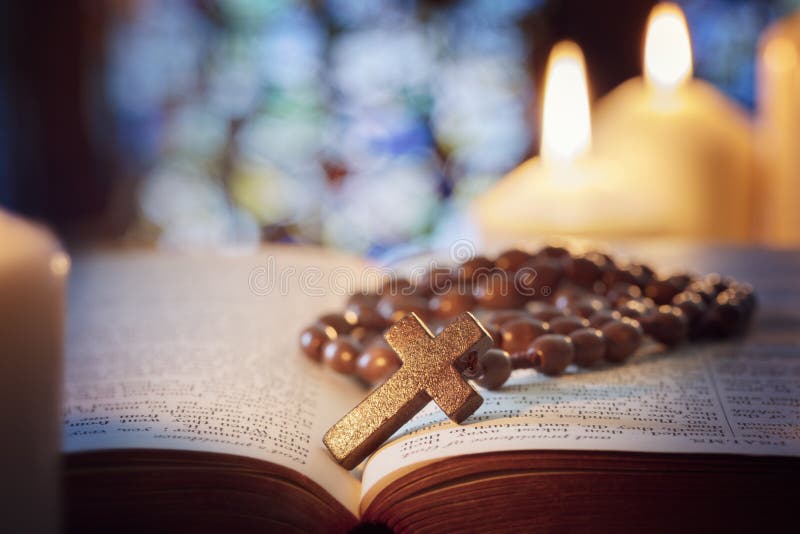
[300,246,757,469]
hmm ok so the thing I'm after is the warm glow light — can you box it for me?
[541,41,592,163]
[50,252,71,277]
[644,3,693,91]
[764,37,798,72]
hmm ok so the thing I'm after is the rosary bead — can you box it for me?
[345,301,389,330]
[704,273,732,294]
[380,277,416,297]
[474,348,512,390]
[569,327,606,367]
[527,302,566,322]
[318,313,356,335]
[565,256,604,289]
[672,291,707,336]
[554,285,591,310]
[601,319,643,362]
[605,282,642,307]
[473,274,524,309]
[419,266,457,296]
[537,245,571,260]
[500,317,550,354]
[483,309,529,326]
[685,279,717,304]
[514,257,564,300]
[457,255,495,283]
[495,248,533,271]
[627,263,655,287]
[617,298,655,319]
[377,294,430,323]
[644,278,682,306]
[356,342,402,385]
[602,266,640,288]
[527,334,574,376]
[323,337,363,374]
[698,289,748,337]
[349,326,380,346]
[299,324,337,362]
[588,309,622,328]
[549,315,590,335]
[567,296,609,318]
[639,305,688,346]
[429,287,475,319]
[665,273,692,292]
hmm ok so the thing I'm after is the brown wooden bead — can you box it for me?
[323,337,363,374]
[616,298,655,319]
[495,248,533,271]
[299,324,337,362]
[672,291,707,330]
[601,319,643,362]
[536,245,571,260]
[514,257,563,300]
[527,302,566,322]
[602,266,640,288]
[347,292,380,308]
[429,287,475,319]
[553,285,591,310]
[564,256,604,289]
[377,294,429,323]
[639,305,688,346]
[474,348,512,390]
[418,267,457,296]
[456,255,494,283]
[588,309,622,329]
[472,274,524,309]
[569,327,606,367]
[380,277,416,296]
[318,313,356,335]
[567,296,609,318]
[356,343,401,385]
[500,317,550,354]
[527,334,574,376]
[548,315,590,335]
[644,278,682,306]
[349,325,380,346]
[482,309,530,328]
[345,301,389,330]
[604,282,642,306]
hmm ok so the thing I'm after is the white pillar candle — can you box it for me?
[756,11,800,247]
[593,2,755,242]
[0,209,69,532]
[473,41,662,247]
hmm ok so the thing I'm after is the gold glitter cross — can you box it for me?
[323,311,493,470]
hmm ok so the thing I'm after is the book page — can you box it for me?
[63,247,368,515]
[362,343,800,501]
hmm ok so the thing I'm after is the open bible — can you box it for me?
[64,249,800,532]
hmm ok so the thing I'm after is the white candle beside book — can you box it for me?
[757,10,800,247]
[593,2,754,242]
[473,41,662,245]
[0,209,69,532]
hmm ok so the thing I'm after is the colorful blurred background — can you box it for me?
[1,0,798,256]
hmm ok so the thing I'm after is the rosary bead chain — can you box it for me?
[299,246,757,389]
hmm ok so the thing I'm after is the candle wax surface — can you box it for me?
[593,77,754,242]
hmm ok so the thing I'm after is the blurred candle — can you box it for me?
[473,41,660,245]
[757,11,800,247]
[593,2,754,242]
[0,209,68,532]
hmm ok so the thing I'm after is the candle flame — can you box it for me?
[541,41,592,164]
[644,3,693,91]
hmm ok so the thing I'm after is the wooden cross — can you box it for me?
[323,311,493,470]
